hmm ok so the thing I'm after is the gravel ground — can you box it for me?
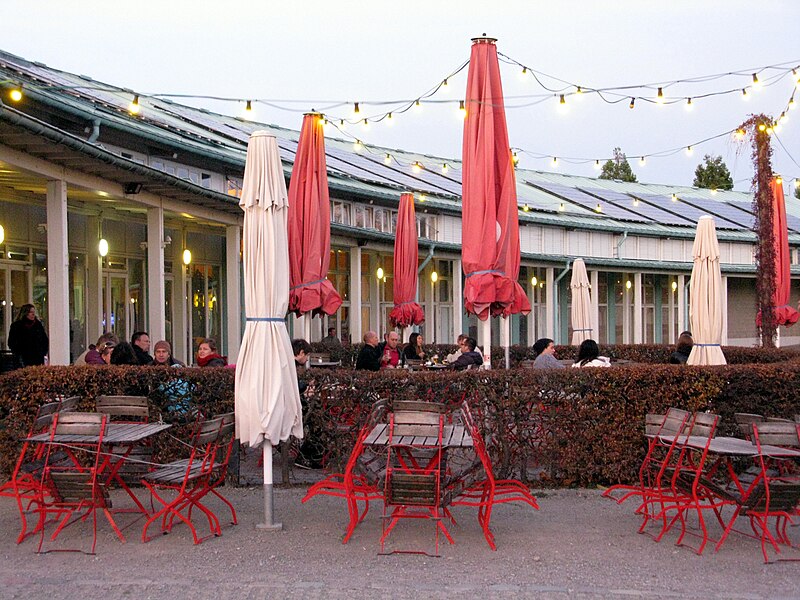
[1,481,799,600]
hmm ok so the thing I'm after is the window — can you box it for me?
[331,201,351,226]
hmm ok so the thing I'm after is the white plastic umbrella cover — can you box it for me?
[687,216,727,366]
[235,131,304,448]
[570,258,593,345]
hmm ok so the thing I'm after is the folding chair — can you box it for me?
[0,396,79,543]
[141,416,223,544]
[35,412,123,554]
[450,399,539,550]
[734,413,764,441]
[380,401,452,556]
[302,400,387,543]
[745,422,800,562]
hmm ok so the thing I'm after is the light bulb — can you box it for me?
[531,276,538,286]
[441,163,448,174]
[639,157,646,166]
[414,99,422,111]
[9,86,22,102]
[752,73,760,88]
[353,139,363,152]
[671,194,678,202]
[430,271,438,283]
[458,100,466,118]
[353,102,360,115]
[632,198,639,207]
[512,151,519,166]
[386,112,394,125]
[183,248,192,265]
[626,280,632,290]
[0,224,5,245]
[629,97,635,109]
[685,146,693,157]
[594,159,601,170]
[558,203,565,212]
[595,203,602,213]
[559,94,566,105]
[412,161,422,173]
[742,88,749,100]
[245,100,252,114]
[376,267,384,280]
[685,98,693,111]
[129,95,141,115]
[384,153,392,165]
[362,118,369,130]
[776,176,783,185]
[98,238,109,257]
[656,87,664,104]
[671,281,677,292]
[552,157,558,168]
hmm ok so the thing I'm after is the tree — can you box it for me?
[598,148,637,183]
[693,154,733,190]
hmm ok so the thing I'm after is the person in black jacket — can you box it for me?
[131,331,154,365]
[669,331,693,364]
[7,303,48,367]
[402,332,425,362]
[355,331,382,371]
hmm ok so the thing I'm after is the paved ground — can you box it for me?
[1,476,799,600]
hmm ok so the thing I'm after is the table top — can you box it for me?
[307,361,341,369]
[424,364,450,370]
[659,434,800,458]
[364,423,473,448]
[25,422,172,445]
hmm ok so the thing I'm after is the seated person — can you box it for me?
[450,337,483,370]
[76,332,118,365]
[153,340,185,367]
[292,338,313,395]
[196,338,227,367]
[445,334,466,364]
[355,331,382,371]
[320,327,341,349]
[402,332,425,362]
[378,331,402,369]
[110,341,140,365]
[669,331,693,364]
[532,338,565,369]
[572,339,611,368]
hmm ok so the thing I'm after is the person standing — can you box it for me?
[355,331,382,371]
[131,331,154,365]
[7,303,48,367]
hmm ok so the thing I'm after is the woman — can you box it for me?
[109,341,140,365]
[572,339,611,368]
[197,338,227,367]
[669,331,694,364]
[152,340,184,367]
[402,332,425,362]
[7,303,49,367]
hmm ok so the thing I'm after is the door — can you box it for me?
[0,265,32,349]
[103,272,130,342]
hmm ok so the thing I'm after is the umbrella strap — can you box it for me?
[290,278,327,290]
[465,269,504,278]
[572,328,593,332]
[694,343,721,347]
[394,301,417,306]
[246,317,286,322]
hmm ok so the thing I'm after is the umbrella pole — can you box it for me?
[480,318,491,369]
[257,441,282,531]
[501,316,510,370]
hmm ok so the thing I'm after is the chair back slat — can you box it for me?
[753,422,800,447]
[48,471,104,503]
[765,416,793,423]
[54,412,104,436]
[33,401,63,430]
[194,417,224,446]
[95,396,149,421]
[645,414,664,436]
[689,412,718,438]
[659,408,690,436]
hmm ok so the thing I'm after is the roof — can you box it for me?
[1,48,798,244]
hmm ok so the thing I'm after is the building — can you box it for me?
[0,49,797,365]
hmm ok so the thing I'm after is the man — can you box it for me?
[355,331,382,371]
[445,334,467,364]
[532,338,564,369]
[131,331,153,365]
[292,338,322,469]
[320,327,341,349]
[450,337,483,371]
[378,331,401,369]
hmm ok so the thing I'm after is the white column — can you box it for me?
[349,246,362,342]
[173,234,189,364]
[46,180,70,365]
[527,275,535,346]
[453,258,463,340]
[633,272,643,344]
[86,216,103,345]
[677,274,687,335]
[590,270,599,341]
[721,275,728,345]
[146,206,166,345]
[371,254,380,334]
[545,267,555,339]
[426,275,435,343]
[225,224,241,363]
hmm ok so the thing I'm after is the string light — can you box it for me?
[558,202,565,212]
[441,163,449,173]
[353,139,363,152]
[552,157,558,168]
[129,94,141,115]
[752,73,760,88]
[656,87,664,104]
[442,78,448,89]
[685,145,693,156]
[412,161,422,173]
[559,94,566,105]
[458,99,466,118]
[639,156,646,166]
[742,88,749,100]
[512,151,519,166]
[414,99,422,110]
[671,194,678,202]
[353,102,360,115]
[9,85,22,102]
[632,198,639,207]
[385,112,393,125]
[685,97,693,111]
[595,203,602,213]
[594,159,601,170]
[384,153,392,165]
[629,97,635,109]
[531,276,538,286]
[362,118,369,129]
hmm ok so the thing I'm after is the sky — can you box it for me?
[2,0,799,191]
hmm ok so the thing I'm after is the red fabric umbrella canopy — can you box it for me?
[288,113,343,317]
[461,37,530,320]
[389,193,425,328]
[756,178,799,327]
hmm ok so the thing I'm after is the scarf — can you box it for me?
[197,352,224,367]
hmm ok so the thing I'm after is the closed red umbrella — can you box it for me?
[462,37,530,320]
[756,177,799,328]
[288,113,343,317]
[389,192,425,328]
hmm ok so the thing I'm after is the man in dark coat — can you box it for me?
[8,303,49,367]
[450,336,483,371]
[355,331,382,371]
[131,331,153,365]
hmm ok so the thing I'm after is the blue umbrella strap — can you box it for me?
[465,269,504,278]
[246,317,286,322]
[290,278,327,290]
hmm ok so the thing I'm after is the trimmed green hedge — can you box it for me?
[2,352,800,487]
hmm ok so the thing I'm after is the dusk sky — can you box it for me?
[3,1,798,191]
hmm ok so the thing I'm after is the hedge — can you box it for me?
[1,351,800,487]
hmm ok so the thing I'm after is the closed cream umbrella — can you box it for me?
[570,258,593,345]
[235,131,304,530]
[687,216,727,366]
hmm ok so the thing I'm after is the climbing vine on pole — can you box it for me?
[739,114,776,347]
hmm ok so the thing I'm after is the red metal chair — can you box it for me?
[449,399,539,551]
[141,416,223,544]
[302,400,387,543]
[35,412,123,554]
[0,396,79,544]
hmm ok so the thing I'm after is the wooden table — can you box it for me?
[364,423,473,449]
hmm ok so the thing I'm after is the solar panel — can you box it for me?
[721,198,800,234]
[580,188,696,228]
[533,182,649,223]
[631,193,743,230]
[680,197,752,230]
